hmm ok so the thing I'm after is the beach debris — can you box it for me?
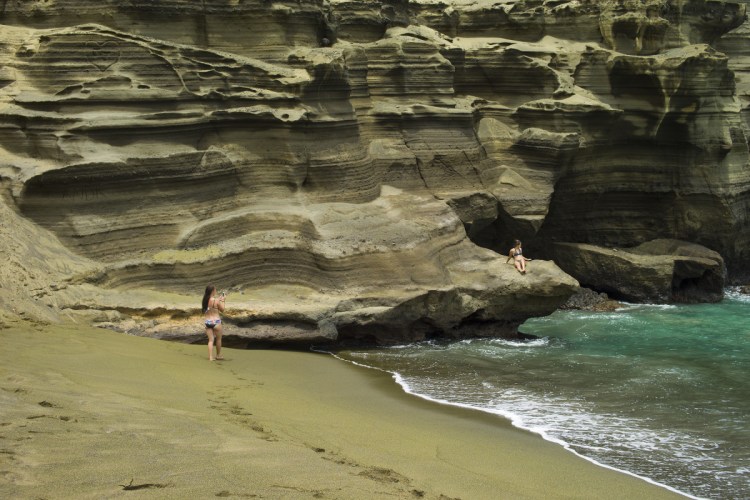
[119,478,171,491]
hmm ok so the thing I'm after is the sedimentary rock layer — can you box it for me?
[553,239,726,303]
[1,0,749,340]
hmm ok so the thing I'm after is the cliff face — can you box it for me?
[0,0,747,342]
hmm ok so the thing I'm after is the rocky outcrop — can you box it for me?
[0,190,95,328]
[1,0,749,342]
[552,239,726,303]
[558,287,623,312]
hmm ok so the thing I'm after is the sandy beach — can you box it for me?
[0,322,683,499]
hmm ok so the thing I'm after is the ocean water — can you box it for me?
[332,290,750,499]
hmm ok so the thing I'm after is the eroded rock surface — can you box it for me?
[553,239,726,303]
[1,0,749,342]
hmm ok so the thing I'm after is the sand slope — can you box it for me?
[0,322,682,499]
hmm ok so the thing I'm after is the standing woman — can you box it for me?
[507,239,531,274]
[202,284,226,361]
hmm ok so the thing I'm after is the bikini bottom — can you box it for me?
[205,319,222,329]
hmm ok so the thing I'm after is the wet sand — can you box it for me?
[0,322,684,499]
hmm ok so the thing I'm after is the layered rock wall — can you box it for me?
[1,0,749,341]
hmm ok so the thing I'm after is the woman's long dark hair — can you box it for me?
[202,284,216,313]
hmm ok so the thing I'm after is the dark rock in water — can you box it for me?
[552,239,725,304]
[559,287,623,312]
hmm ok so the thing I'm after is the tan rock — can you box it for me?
[552,239,725,303]
[2,0,750,344]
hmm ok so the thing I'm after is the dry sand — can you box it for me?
[0,321,684,499]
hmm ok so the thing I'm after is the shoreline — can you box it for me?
[325,349,695,499]
[1,321,685,499]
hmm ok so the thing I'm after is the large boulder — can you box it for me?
[552,240,726,303]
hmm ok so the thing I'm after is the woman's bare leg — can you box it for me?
[206,328,216,360]
[215,325,224,360]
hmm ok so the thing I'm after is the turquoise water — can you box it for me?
[333,290,750,499]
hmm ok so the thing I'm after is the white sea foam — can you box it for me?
[568,312,633,321]
[620,303,679,311]
[319,347,701,499]
[487,337,551,348]
[398,376,702,499]
[724,287,750,303]
[383,342,430,350]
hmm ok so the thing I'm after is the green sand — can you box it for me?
[0,323,683,499]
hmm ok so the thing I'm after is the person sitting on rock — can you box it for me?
[507,239,532,274]
[202,284,226,361]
